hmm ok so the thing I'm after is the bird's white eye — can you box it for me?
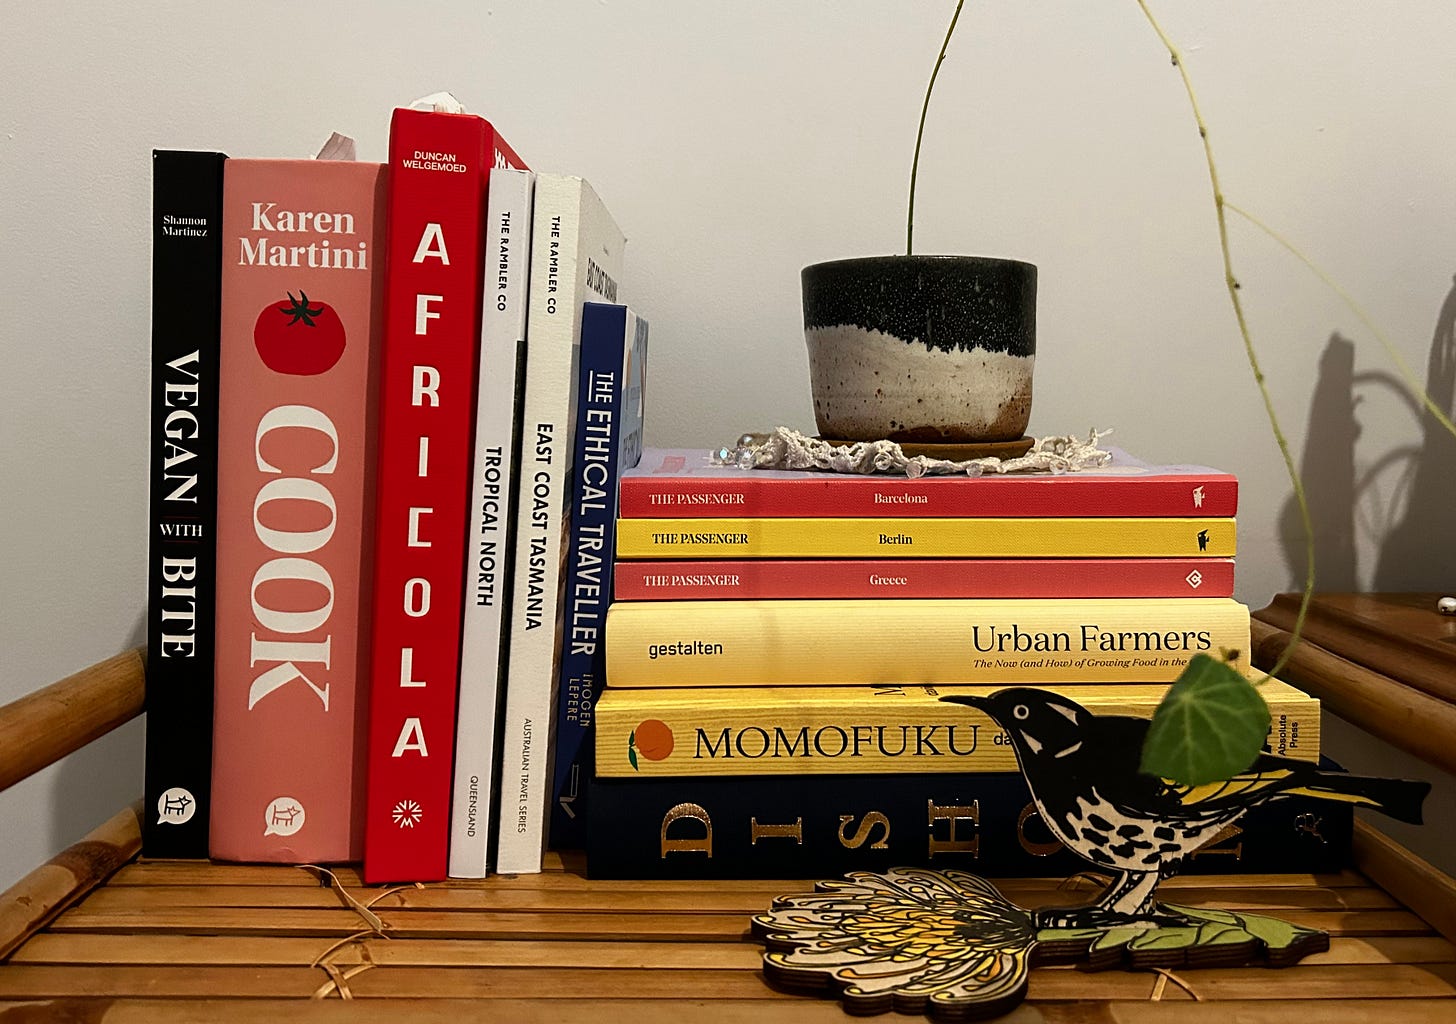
[1013,704,1029,720]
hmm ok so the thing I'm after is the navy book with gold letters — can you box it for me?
[586,764,1352,879]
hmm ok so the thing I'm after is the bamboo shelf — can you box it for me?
[3,595,1456,1021]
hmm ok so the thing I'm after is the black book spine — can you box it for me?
[587,769,1353,880]
[144,149,226,858]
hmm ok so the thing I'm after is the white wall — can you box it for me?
[3,1,1455,889]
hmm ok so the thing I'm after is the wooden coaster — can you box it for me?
[818,435,1036,460]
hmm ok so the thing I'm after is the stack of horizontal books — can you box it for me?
[587,448,1345,879]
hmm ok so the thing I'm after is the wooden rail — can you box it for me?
[0,648,147,958]
[1354,820,1456,946]
[0,802,141,959]
[0,646,146,794]
[1249,619,1456,779]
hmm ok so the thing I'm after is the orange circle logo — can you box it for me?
[629,719,674,770]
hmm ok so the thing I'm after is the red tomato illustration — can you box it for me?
[253,291,346,375]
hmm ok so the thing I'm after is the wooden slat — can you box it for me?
[45,905,756,940]
[6,932,1452,972]
[0,999,860,1024]
[7,934,763,968]
[112,863,327,887]
[43,901,1436,941]
[5,1002,1450,1024]
[1355,819,1456,944]
[1302,935,1456,965]
[461,868,1375,892]
[110,851,581,888]
[1049,1001,1456,1024]
[0,996,1453,1024]
[105,858,1369,890]
[70,880,1401,914]
[0,803,141,959]
[1153,962,1456,1000]
[1,961,1449,1002]
[0,965,779,1000]
[0,647,146,792]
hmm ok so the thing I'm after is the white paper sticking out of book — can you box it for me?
[313,132,357,161]
[409,91,467,113]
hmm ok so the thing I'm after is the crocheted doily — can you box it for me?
[713,428,1114,478]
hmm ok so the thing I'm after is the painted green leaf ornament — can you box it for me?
[754,870,1332,1021]
[1139,653,1272,786]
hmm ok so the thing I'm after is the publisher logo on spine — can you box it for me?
[156,787,197,825]
[628,719,674,771]
[392,799,424,829]
[264,797,306,837]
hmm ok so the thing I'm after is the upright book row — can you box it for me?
[145,108,1349,886]
[145,102,646,882]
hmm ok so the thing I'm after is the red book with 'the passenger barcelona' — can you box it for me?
[363,105,526,883]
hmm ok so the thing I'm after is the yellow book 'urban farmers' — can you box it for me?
[603,597,1251,687]
[614,516,1236,558]
[596,680,1319,778]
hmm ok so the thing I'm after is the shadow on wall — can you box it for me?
[48,612,148,854]
[1371,275,1456,590]
[1279,274,1456,592]
[1278,332,1361,591]
[1277,274,1456,879]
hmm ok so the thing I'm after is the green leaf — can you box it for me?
[1195,923,1256,947]
[1164,903,1241,926]
[628,730,639,772]
[1089,926,1147,953]
[1139,654,1272,785]
[1233,911,1312,951]
[1127,926,1200,951]
[1035,927,1106,942]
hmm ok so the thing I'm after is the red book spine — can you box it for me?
[612,558,1236,600]
[617,451,1238,518]
[211,158,385,863]
[363,109,525,882]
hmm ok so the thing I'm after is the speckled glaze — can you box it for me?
[801,255,1037,443]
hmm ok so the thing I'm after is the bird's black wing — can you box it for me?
[1079,718,1301,821]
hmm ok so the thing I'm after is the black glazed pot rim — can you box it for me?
[803,254,1037,275]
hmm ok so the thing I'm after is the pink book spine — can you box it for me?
[210,159,385,863]
[612,558,1235,600]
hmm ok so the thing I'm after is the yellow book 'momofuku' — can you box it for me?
[614,516,1236,558]
[596,680,1319,778]
[604,597,1251,687]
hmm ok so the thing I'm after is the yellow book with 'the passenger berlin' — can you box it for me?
[614,516,1235,558]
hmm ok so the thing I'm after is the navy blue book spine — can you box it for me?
[550,303,648,848]
[586,767,1353,879]
[144,149,227,858]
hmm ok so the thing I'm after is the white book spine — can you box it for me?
[494,175,626,873]
[448,168,536,878]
